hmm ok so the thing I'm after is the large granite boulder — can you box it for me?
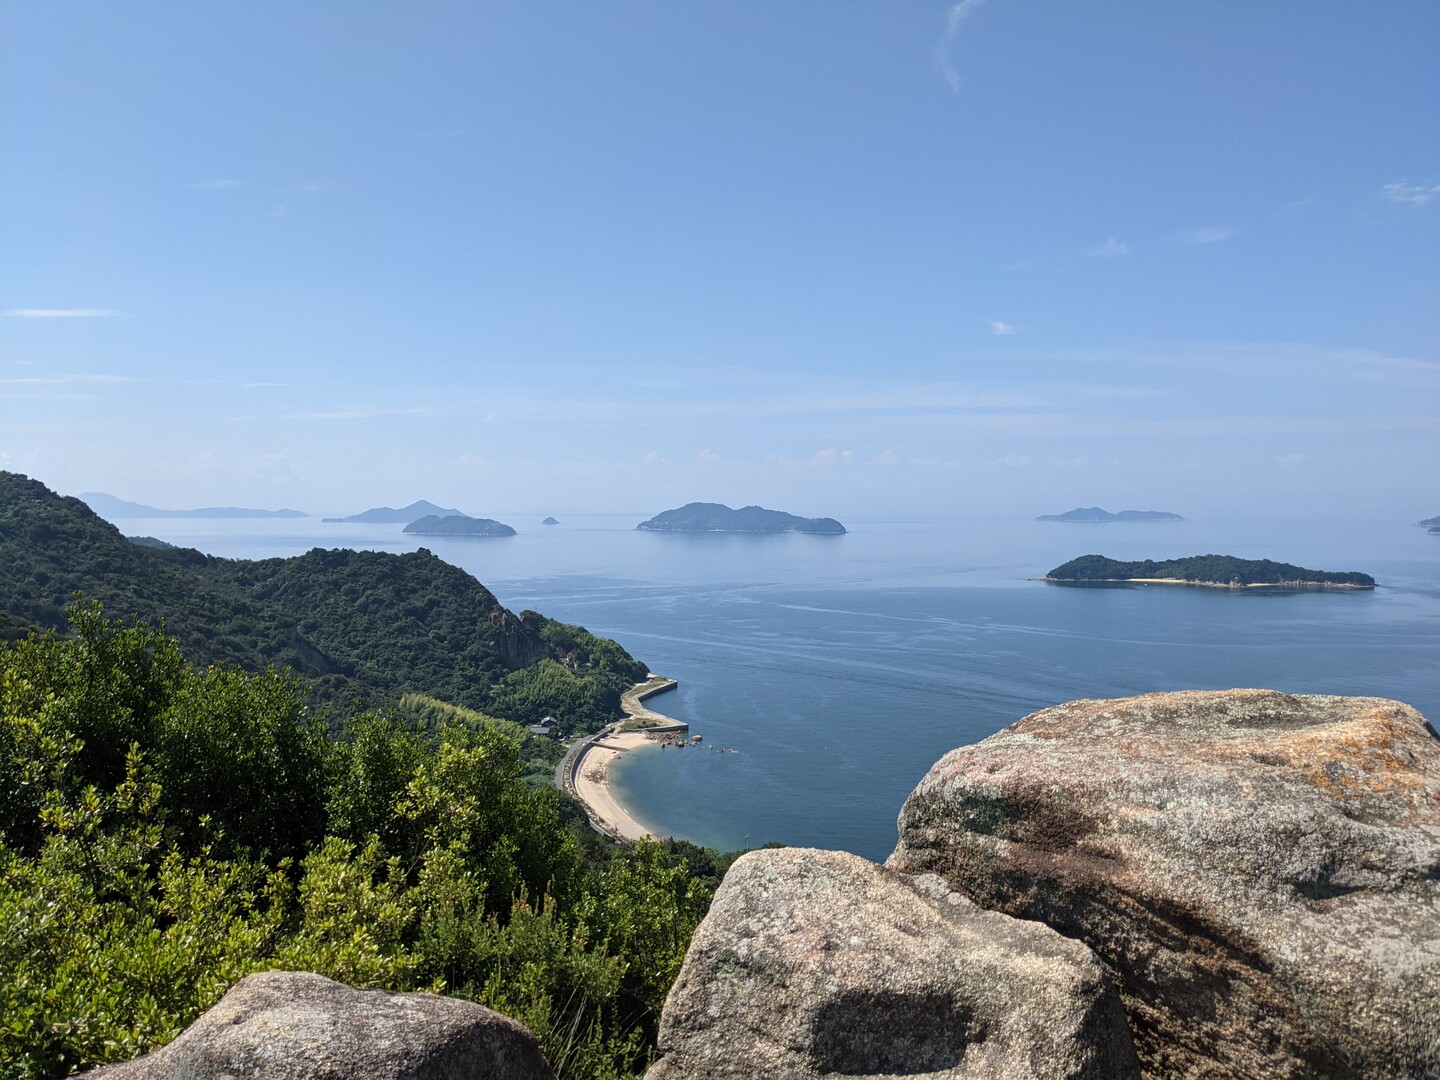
[84,970,554,1079]
[888,690,1440,1079]
[647,846,1139,1079]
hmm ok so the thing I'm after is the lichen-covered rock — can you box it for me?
[83,970,554,1080]
[888,690,1440,1079]
[647,847,1139,1079]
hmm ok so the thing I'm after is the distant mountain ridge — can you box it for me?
[323,500,463,523]
[1038,507,1184,523]
[636,502,846,535]
[403,514,516,537]
[1419,515,1439,534]
[81,492,305,519]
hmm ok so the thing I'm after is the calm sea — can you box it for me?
[119,512,1440,863]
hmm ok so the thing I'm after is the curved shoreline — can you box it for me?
[560,677,688,842]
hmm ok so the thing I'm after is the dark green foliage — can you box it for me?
[156,664,330,863]
[535,618,651,688]
[0,473,645,734]
[0,604,719,1079]
[1046,553,1375,587]
[490,659,621,733]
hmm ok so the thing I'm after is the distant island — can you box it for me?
[81,492,305,519]
[1045,554,1374,589]
[636,502,846,535]
[1419,515,1439,535]
[324,500,462,523]
[542,516,560,526]
[1037,507,1184,523]
[403,514,516,537]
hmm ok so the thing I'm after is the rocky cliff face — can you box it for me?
[649,847,1139,1079]
[651,691,1440,1079]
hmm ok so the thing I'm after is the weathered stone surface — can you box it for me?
[84,970,554,1080]
[888,690,1440,1079]
[647,847,1139,1079]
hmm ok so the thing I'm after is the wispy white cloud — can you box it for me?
[286,409,373,421]
[1277,198,1314,216]
[0,373,133,385]
[1173,225,1237,245]
[3,308,120,318]
[938,0,988,93]
[281,405,449,422]
[1276,453,1306,466]
[1077,386,1170,399]
[187,178,243,191]
[1086,237,1130,258]
[991,451,1033,467]
[988,320,1016,336]
[1380,181,1440,206]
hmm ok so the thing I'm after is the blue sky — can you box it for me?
[2,2,1436,519]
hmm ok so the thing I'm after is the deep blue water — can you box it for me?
[120,512,1440,863]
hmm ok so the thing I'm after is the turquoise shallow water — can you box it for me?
[123,512,1440,863]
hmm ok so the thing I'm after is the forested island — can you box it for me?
[636,501,846,534]
[1037,506,1184,523]
[1045,553,1375,589]
[0,470,731,1078]
[403,513,516,537]
[323,499,462,523]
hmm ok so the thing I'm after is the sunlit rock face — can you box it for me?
[648,847,1140,1080]
[82,970,555,1080]
[889,690,1440,1079]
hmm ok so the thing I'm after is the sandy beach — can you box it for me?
[566,678,689,841]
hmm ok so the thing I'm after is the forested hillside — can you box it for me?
[0,471,723,1078]
[0,472,645,733]
[0,603,722,1079]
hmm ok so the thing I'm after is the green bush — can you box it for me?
[0,603,718,1080]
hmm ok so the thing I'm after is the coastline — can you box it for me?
[1042,576,1375,591]
[562,677,689,842]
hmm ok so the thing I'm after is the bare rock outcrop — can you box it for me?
[83,970,554,1080]
[648,846,1139,1079]
[888,690,1440,1078]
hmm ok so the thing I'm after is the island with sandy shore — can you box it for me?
[561,677,691,841]
[1045,554,1375,589]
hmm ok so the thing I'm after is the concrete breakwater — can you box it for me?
[557,677,689,841]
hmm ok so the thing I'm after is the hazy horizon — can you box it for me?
[3,3,1436,522]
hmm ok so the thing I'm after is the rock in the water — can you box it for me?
[83,970,554,1080]
[888,690,1440,1079]
[647,847,1139,1079]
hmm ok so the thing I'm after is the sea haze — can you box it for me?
[113,512,1440,862]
